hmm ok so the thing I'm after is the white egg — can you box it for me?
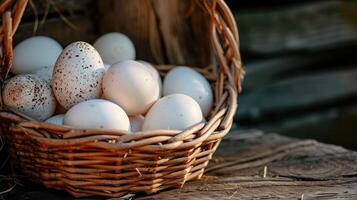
[2,74,56,121]
[12,36,62,74]
[142,94,203,131]
[129,115,145,132]
[102,60,160,116]
[64,99,130,131]
[93,32,135,65]
[45,114,64,125]
[137,60,162,96]
[163,66,213,117]
[52,41,106,109]
[32,66,53,83]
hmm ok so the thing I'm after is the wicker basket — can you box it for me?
[0,0,243,198]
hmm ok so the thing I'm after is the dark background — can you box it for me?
[227,0,357,150]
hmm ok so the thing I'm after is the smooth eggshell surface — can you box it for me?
[2,74,56,121]
[102,60,160,116]
[129,115,145,132]
[137,60,162,96]
[163,66,213,117]
[93,32,135,65]
[142,94,203,131]
[45,114,64,125]
[104,63,111,71]
[32,66,53,83]
[12,36,62,74]
[52,41,106,109]
[64,99,130,131]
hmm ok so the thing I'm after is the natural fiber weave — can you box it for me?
[0,0,244,198]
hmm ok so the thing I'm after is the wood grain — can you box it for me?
[238,68,357,120]
[237,1,357,54]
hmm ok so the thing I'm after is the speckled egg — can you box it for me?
[52,41,106,109]
[2,74,56,121]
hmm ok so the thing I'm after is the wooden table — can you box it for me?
[8,131,357,199]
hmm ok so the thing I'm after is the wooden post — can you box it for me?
[96,0,211,67]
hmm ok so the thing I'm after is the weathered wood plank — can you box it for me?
[237,68,357,120]
[5,132,357,199]
[243,45,357,91]
[237,1,357,54]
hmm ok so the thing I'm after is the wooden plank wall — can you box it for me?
[230,0,357,150]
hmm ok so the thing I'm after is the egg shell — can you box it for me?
[142,94,203,131]
[52,41,106,109]
[137,60,162,96]
[2,74,56,121]
[163,66,213,117]
[129,115,145,132]
[12,36,62,74]
[64,99,130,131]
[93,32,136,65]
[102,60,160,116]
[45,114,64,125]
[32,66,53,83]
[104,63,111,71]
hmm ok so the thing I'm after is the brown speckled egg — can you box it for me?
[2,74,56,121]
[52,41,105,109]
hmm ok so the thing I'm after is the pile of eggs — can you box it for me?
[2,33,213,132]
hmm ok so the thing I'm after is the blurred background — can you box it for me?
[10,0,357,150]
[227,0,357,150]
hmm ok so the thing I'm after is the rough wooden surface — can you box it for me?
[237,1,357,54]
[5,131,357,199]
[238,68,357,120]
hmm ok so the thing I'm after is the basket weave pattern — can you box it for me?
[0,0,243,198]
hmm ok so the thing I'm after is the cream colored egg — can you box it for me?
[137,60,162,96]
[163,66,213,117]
[93,32,135,64]
[64,99,130,131]
[142,94,203,131]
[102,60,160,116]
[45,114,64,125]
[2,74,56,121]
[129,115,145,132]
[12,36,62,74]
[32,66,53,83]
[52,41,106,109]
